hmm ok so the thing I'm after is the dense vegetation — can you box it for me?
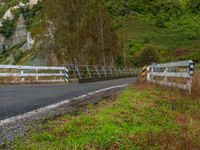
[0,0,199,66]
[104,0,200,66]
[38,0,119,66]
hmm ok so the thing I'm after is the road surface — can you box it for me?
[0,78,136,121]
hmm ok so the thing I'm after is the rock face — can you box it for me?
[0,0,40,55]
[3,8,14,20]
[0,14,34,54]
[0,34,5,53]
[29,0,40,5]
[11,14,27,47]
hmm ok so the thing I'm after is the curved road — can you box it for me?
[0,78,135,121]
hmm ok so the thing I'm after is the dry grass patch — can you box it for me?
[192,71,200,98]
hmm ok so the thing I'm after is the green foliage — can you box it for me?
[105,0,184,27]
[134,45,160,67]
[0,19,16,38]
[188,0,200,13]
[23,2,42,29]
[105,0,200,64]
[39,0,120,66]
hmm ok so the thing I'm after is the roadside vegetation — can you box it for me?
[1,0,200,66]
[105,0,200,66]
[2,82,200,150]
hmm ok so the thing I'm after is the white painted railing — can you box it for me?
[147,60,194,93]
[0,64,138,84]
[0,65,68,83]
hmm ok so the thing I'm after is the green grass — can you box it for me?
[3,84,200,150]
[117,15,200,62]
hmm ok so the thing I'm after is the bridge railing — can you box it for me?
[0,64,139,84]
[147,60,194,93]
[0,65,67,83]
[67,64,139,80]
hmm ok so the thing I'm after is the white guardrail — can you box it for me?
[0,64,138,83]
[0,65,69,83]
[147,60,194,94]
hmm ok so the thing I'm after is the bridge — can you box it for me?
[0,60,195,121]
[0,60,196,144]
[0,77,135,121]
[0,64,139,121]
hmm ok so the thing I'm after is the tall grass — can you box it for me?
[192,71,200,98]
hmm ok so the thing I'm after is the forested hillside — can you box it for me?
[104,0,200,66]
[0,0,199,66]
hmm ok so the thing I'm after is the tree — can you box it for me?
[39,0,120,66]
[134,45,160,67]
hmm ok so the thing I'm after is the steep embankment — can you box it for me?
[0,0,120,66]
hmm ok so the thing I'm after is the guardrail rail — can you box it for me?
[147,60,194,93]
[0,64,139,84]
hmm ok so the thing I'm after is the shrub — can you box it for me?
[187,32,198,40]
[188,0,200,13]
[0,20,16,38]
[153,11,172,28]
[134,45,160,67]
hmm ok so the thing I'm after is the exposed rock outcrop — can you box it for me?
[10,14,27,47]
[0,34,5,53]
[3,8,14,20]
[0,14,34,54]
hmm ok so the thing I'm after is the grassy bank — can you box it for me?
[3,83,200,149]
[117,15,200,63]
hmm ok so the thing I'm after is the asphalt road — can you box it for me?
[0,78,136,121]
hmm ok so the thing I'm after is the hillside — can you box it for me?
[0,0,120,66]
[0,0,199,66]
[116,15,200,65]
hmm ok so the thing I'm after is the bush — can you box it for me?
[187,32,198,40]
[0,20,16,38]
[188,0,200,13]
[154,14,167,28]
[134,45,160,67]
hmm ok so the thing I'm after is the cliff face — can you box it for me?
[0,0,120,66]
[0,0,39,64]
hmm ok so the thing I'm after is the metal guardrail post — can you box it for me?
[36,67,38,81]
[147,68,149,81]
[95,66,100,78]
[114,67,118,76]
[188,60,194,94]
[141,66,147,81]
[86,65,92,79]
[118,68,122,76]
[21,70,24,82]
[102,66,107,77]
[75,65,82,79]
[109,67,113,77]
[164,67,168,83]
[65,66,69,82]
